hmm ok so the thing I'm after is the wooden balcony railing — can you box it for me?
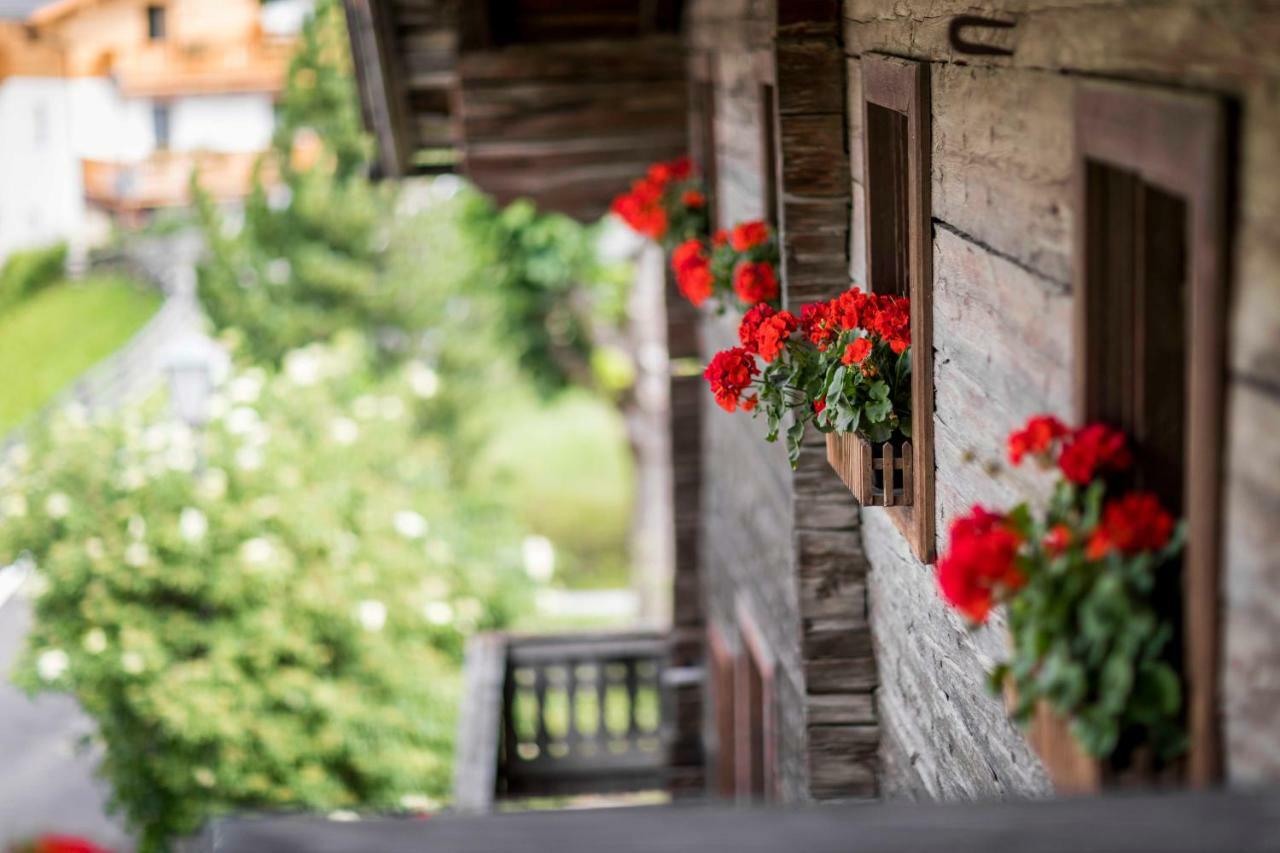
[454,631,677,811]
[83,151,269,212]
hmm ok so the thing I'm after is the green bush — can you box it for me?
[0,333,535,851]
[0,242,67,313]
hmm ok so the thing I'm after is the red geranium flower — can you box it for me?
[738,303,777,354]
[672,238,713,306]
[937,505,1025,624]
[832,288,871,331]
[704,347,759,413]
[800,300,838,349]
[711,229,728,247]
[813,397,826,415]
[1085,492,1175,560]
[841,337,872,365]
[729,220,770,252]
[733,261,779,304]
[1007,414,1070,466]
[756,311,799,363]
[1058,423,1132,485]
[33,836,114,853]
[1043,523,1073,556]
[870,294,911,354]
[681,189,706,209]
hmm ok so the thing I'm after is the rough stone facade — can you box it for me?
[841,0,1280,794]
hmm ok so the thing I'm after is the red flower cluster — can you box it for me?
[611,156,695,240]
[1007,414,1070,466]
[937,505,1025,624]
[704,347,759,412]
[730,220,770,252]
[672,238,714,306]
[842,337,872,365]
[1086,492,1175,560]
[799,288,910,355]
[1058,423,1133,485]
[738,304,798,363]
[31,837,114,853]
[733,261,779,304]
[1006,415,1133,486]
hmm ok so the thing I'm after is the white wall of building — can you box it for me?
[0,77,85,262]
[67,77,153,162]
[170,94,275,153]
[68,78,276,160]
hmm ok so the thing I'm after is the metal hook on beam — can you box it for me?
[948,15,1017,57]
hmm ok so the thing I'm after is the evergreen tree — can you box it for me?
[195,0,419,366]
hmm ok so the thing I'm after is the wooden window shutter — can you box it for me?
[706,623,736,799]
[690,55,719,227]
[859,54,935,563]
[735,603,776,801]
[1074,82,1231,785]
[760,82,780,226]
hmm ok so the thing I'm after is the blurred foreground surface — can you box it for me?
[201,789,1279,853]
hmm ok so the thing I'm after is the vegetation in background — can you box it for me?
[3,0,638,846]
[0,277,160,432]
[469,198,630,394]
[472,392,634,589]
[194,0,405,367]
[0,243,68,314]
[2,336,536,850]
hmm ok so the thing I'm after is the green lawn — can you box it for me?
[0,276,162,433]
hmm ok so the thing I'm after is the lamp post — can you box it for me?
[163,332,227,430]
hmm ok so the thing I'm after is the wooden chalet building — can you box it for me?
[346,0,1280,808]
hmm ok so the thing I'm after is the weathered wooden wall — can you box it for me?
[686,0,811,802]
[841,0,1280,793]
[689,0,879,801]
[455,37,688,220]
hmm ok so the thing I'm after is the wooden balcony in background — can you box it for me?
[454,630,685,811]
[114,38,293,97]
[83,151,269,212]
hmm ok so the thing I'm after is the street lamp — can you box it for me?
[163,332,227,429]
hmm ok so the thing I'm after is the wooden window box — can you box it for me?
[825,433,913,507]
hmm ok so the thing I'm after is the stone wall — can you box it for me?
[842,0,1280,793]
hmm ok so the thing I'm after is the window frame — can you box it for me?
[146,4,166,41]
[1073,81,1231,785]
[858,53,935,564]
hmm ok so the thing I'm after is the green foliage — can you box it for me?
[194,0,400,366]
[994,480,1188,764]
[758,332,911,465]
[0,334,535,851]
[273,0,370,183]
[471,392,634,589]
[0,276,160,432]
[465,197,629,394]
[0,242,68,313]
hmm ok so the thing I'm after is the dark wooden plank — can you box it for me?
[203,789,1280,853]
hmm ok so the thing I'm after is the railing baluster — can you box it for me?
[533,664,549,756]
[566,660,580,748]
[595,661,608,744]
[626,657,640,742]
